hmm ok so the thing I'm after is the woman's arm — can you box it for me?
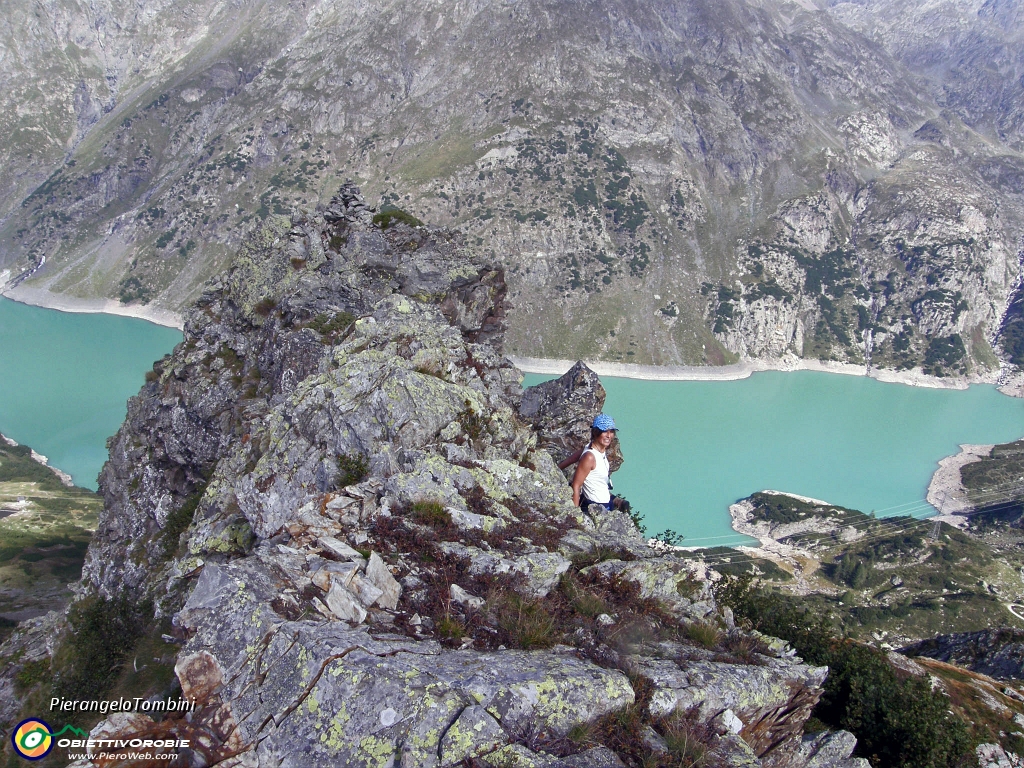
[558,445,585,470]
[570,452,597,507]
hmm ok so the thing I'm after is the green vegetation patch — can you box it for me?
[746,491,863,527]
[306,311,355,340]
[0,441,100,621]
[336,452,369,488]
[735,492,1005,641]
[679,546,792,582]
[161,484,208,559]
[961,441,1024,505]
[372,205,423,230]
[719,579,975,768]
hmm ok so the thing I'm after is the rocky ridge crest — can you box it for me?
[2,185,866,767]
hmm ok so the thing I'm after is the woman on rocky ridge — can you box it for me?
[567,413,620,510]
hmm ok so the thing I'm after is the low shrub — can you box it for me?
[436,613,466,642]
[14,659,52,694]
[410,500,452,528]
[52,593,151,705]
[660,709,716,767]
[493,592,557,650]
[161,485,206,559]
[372,205,423,230]
[253,297,277,317]
[307,311,355,339]
[560,573,609,619]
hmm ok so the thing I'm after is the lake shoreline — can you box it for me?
[925,443,993,525]
[0,290,1016,395]
[1,285,184,330]
[510,353,1000,390]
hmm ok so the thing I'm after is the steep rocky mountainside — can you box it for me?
[0,186,875,768]
[3,0,1024,372]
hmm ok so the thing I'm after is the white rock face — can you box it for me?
[325,582,367,624]
[365,551,402,610]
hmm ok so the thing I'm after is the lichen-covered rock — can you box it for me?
[716,733,762,768]
[550,747,627,767]
[793,731,870,768]
[481,744,556,767]
[437,543,571,598]
[438,705,507,766]
[581,557,714,618]
[176,560,632,766]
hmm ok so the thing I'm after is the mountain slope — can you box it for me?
[2,0,1023,371]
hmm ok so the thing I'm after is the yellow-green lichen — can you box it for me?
[355,734,397,767]
[320,702,352,751]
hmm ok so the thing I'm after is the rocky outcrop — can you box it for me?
[1,186,859,767]
[519,360,623,473]
[902,629,1024,681]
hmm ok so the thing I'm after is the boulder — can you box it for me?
[794,731,871,768]
[519,361,623,472]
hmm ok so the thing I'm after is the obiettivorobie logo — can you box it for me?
[11,717,192,762]
[11,719,86,761]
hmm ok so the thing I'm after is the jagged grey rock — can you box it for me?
[364,552,401,610]
[450,584,485,611]
[794,731,871,768]
[519,361,623,472]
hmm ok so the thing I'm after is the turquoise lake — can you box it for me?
[1,292,1023,544]
[0,297,182,490]
[524,372,1024,546]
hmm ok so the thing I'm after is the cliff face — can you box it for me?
[3,0,1024,374]
[1,186,866,767]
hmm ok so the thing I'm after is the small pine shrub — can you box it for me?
[437,614,465,641]
[654,528,685,547]
[626,506,647,535]
[162,486,206,559]
[336,452,368,488]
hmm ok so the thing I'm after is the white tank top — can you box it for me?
[580,446,611,504]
